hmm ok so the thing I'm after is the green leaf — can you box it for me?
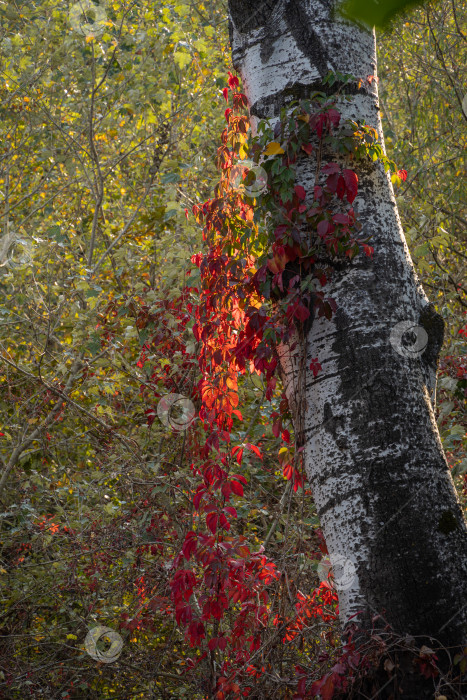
[173,50,192,69]
[338,0,427,28]
[452,459,467,477]
[161,172,180,184]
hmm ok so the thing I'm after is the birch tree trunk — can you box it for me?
[228,0,467,692]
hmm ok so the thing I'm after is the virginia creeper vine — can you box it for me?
[135,70,409,698]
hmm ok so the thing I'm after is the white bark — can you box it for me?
[228,0,467,677]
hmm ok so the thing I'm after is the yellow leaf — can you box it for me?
[193,39,208,53]
[173,51,192,70]
[249,294,262,309]
[264,142,284,156]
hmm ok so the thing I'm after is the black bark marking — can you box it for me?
[228,0,280,33]
[249,79,368,120]
[438,509,460,535]
[230,0,332,73]
[418,302,444,405]
[322,401,349,449]
[282,0,330,77]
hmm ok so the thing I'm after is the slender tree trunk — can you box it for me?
[228,0,467,693]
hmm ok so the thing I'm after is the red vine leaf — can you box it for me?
[206,512,218,534]
[342,169,358,203]
[294,185,306,200]
[246,443,262,460]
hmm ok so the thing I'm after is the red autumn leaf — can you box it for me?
[234,447,243,465]
[206,512,218,534]
[294,303,310,322]
[222,87,229,102]
[272,418,281,438]
[301,143,313,155]
[321,162,340,175]
[397,168,407,181]
[224,108,233,122]
[221,481,232,499]
[219,513,230,530]
[362,244,374,258]
[218,637,228,651]
[314,113,326,138]
[246,443,262,460]
[294,185,306,200]
[328,108,340,128]
[325,172,338,194]
[283,463,293,480]
[145,407,156,427]
[314,268,327,286]
[175,605,193,626]
[342,169,358,203]
[228,71,239,89]
[182,531,198,560]
[208,637,218,651]
[317,219,331,238]
[281,429,290,444]
[193,487,205,510]
[235,546,251,562]
[309,358,322,377]
[292,469,303,492]
[314,185,324,202]
[311,674,335,700]
[231,474,247,485]
[333,212,350,225]
[231,480,244,497]
[268,256,287,274]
